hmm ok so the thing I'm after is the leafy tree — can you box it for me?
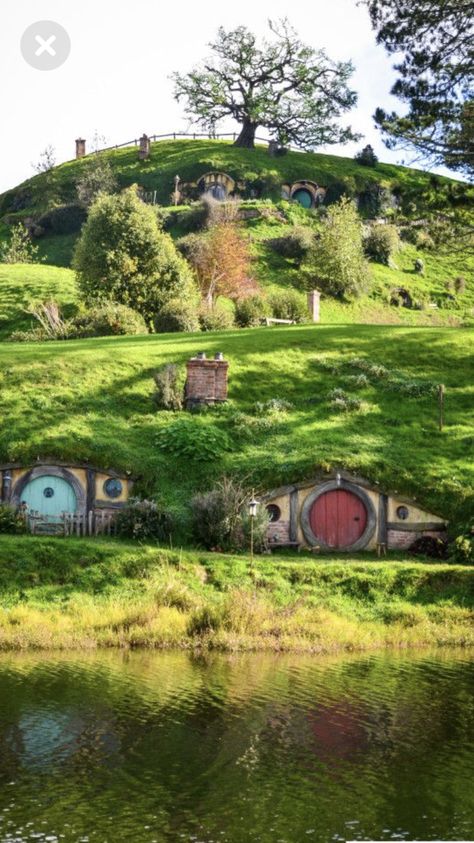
[73,187,196,326]
[76,155,117,207]
[185,221,257,308]
[306,198,370,299]
[354,144,379,167]
[172,19,359,149]
[366,0,474,177]
[0,224,39,264]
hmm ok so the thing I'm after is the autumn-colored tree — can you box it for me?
[186,222,257,308]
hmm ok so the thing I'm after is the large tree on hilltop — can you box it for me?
[172,19,360,150]
[366,0,474,178]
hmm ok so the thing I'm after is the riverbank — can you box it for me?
[0,536,472,652]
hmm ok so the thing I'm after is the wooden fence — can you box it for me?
[27,510,117,537]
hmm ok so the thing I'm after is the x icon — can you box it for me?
[35,34,57,56]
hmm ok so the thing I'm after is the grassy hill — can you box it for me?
[0,322,472,530]
[1,140,472,322]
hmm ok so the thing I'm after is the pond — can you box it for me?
[0,650,473,842]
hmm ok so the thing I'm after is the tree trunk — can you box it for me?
[234,120,257,148]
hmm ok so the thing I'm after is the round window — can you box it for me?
[266,504,281,523]
[103,478,123,499]
[43,487,55,498]
[396,505,409,520]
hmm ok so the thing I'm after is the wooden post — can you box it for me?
[439,384,445,432]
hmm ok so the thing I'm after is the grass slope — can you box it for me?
[0,323,472,527]
[0,536,472,651]
[0,264,77,338]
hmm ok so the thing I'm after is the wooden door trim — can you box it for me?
[301,480,377,552]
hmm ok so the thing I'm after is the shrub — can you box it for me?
[185,221,257,308]
[414,258,425,275]
[72,303,147,337]
[198,303,235,331]
[306,197,370,300]
[415,230,436,251]
[454,276,467,294]
[0,504,27,534]
[116,498,173,542]
[268,226,315,263]
[190,476,254,551]
[76,155,117,207]
[268,289,308,322]
[354,144,378,167]
[409,536,448,560]
[154,298,201,333]
[153,364,184,411]
[176,232,205,260]
[364,224,400,265]
[37,203,87,235]
[328,388,363,413]
[449,520,474,565]
[235,294,270,327]
[73,186,197,326]
[357,184,395,218]
[0,223,39,264]
[155,417,230,462]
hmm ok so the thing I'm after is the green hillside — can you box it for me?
[0,323,472,530]
[1,140,472,322]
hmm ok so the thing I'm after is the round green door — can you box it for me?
[293,188,313,209]
[21,476,77,517]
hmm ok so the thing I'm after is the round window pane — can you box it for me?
[266,504,281,523]
[396,505,409,520]
[103,478,123,499]
[43,487,55,499]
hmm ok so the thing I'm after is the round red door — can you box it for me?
[310,489,367,548]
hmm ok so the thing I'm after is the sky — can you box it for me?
[0,0,434,194]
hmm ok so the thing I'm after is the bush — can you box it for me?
[190,477,256,551]
[364,224,400,265]
[268,289,308,323]
[354,144,378,167]
[0,504,27,534]
[155,417,230,462]
[306,197,370,300]
[268,226,315,263]
[116,498,173,542]
[449,520,473,565]
[357,184,395,218]
[454,276,467,294]
[72,303,147,337]
[37,203,87,235]
[0,223,39,264]
[415,230,436,251]
[73,186,197,326]
[154,298,201,333]
[153,364,184,411]
[176,232,205,260]
[235,294,270,327]
[198,303,235,332]
[328,388,363,413]
[409,536,448,560]
[414,258,425,275]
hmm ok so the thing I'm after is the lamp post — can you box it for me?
[248,492,258,567]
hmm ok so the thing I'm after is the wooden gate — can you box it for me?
[309,489,367,549]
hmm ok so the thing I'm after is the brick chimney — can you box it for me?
[75,138,86,159]
[139,134,150,160]
[307,290,321,323]
[185,352,229,409]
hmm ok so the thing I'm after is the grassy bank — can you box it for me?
[0,536,473,652]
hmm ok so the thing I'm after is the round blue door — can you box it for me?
[21,476,77,517]
[293,188,313,208]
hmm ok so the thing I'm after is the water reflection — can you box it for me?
[0,650,472,842]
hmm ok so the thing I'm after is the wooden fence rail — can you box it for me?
[27,510,117,537]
